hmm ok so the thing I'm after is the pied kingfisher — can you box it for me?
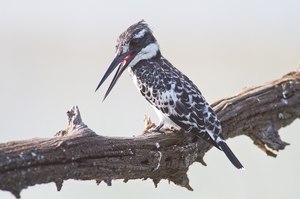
[95,20,244,169]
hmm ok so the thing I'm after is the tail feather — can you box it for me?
[218,141,244,170]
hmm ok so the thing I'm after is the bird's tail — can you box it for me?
[218,140,244,170]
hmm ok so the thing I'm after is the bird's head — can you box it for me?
[95,20,160,100]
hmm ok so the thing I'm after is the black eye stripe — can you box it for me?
[129,38,141,47]
[131,38,139,43]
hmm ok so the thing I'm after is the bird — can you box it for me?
[95,20,244,169]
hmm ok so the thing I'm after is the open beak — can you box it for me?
[95,51,133,101]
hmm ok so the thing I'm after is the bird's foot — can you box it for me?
[150,123,165,134]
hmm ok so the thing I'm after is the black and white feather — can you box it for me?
[96,20,244,169]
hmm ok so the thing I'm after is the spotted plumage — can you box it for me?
[96,20,244,169]
[128,57,222,147]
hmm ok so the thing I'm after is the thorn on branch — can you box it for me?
[96,180,102,186]
[195,155,207,166]
[54,179,64,191]
[104,179,112,186]
[152,178,161,188]
[11,189,21,199]
[169,171,193,191]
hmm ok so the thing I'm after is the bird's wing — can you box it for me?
[157,59,222,146]
[137,58,222,145]
[169,89,221,147]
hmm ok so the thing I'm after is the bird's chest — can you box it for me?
[129,65,157,87]
[128,65,172,104]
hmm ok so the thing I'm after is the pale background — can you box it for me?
[0,0,299,198]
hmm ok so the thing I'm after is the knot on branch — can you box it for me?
[55,106,95,137]
[248,122,290,157]
[67,105,84,127]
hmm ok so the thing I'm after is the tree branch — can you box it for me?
[1,70,300,198]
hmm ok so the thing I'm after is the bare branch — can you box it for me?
[0,70,299,198]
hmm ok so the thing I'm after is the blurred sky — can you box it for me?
[0,0,300,198]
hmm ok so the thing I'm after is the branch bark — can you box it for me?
[1,70,300,198]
